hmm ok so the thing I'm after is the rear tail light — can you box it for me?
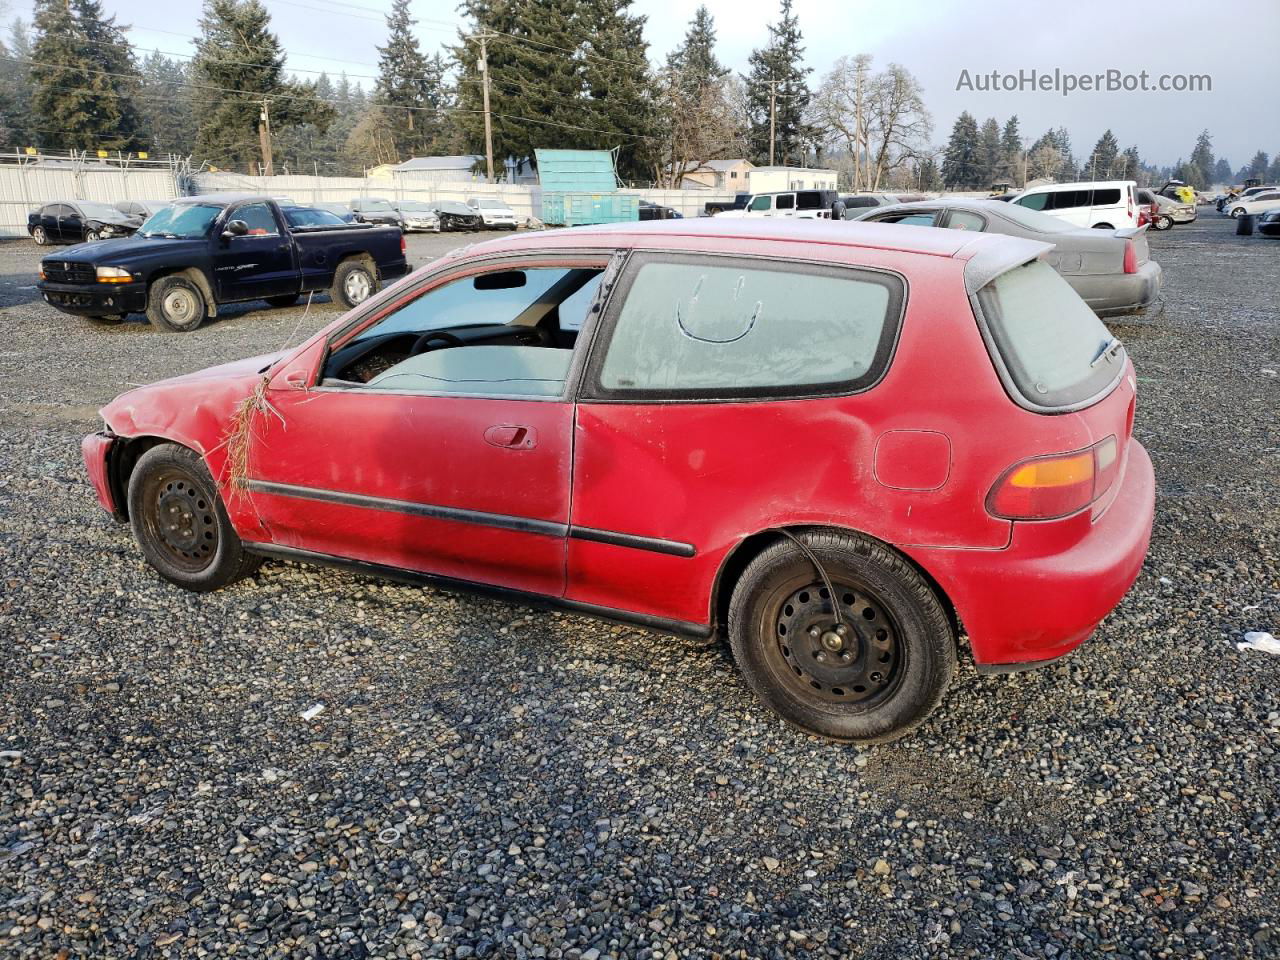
[400,234,407,254]
[1123,239,1138,274]
[987,436,1119,520]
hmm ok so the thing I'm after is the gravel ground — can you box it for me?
[0,218,1278,959]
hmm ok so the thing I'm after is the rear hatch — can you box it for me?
[974,259,1136,520]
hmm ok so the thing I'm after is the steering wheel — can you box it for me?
[410,330,465,355]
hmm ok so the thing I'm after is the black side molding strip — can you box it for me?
[244,479,568,538]
[245,479,697,557]
[242,542,713,639]
[568,525,696,558]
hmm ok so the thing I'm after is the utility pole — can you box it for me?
[767,79,779,166]
[473,32,498,183]
[258,98,274,178]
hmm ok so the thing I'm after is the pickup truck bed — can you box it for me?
[37,194,410,332]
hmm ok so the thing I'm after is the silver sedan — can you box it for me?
[849,198,1162,318]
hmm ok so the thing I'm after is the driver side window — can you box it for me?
[323,265,605,399]
[233,202,280,236]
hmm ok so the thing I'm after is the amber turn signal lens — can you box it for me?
[988,437,1119,520]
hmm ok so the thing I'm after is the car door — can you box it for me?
[746,194,773,217]
[58,204,83,242]
[38,205,60,240]
[244,256,608,597]
[775,193,797,218]
[215,201,298,302]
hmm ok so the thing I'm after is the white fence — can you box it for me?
[0,154,182,238]
[0,157,736,238]
[191,172,734,221]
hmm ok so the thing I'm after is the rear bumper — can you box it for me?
[82,431,125,520]
[380,260,411,281]
[1083,261,1163,317]
[909,439,1155,667]
[39,280,148,316]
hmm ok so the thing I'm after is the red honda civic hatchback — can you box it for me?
[82,219,1155,742]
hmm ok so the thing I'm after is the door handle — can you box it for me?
[484,424,536,449]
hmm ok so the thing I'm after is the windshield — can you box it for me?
[79,202,125,219]
[472,199,506,209]
[138,203,222,239]
[355,199,393,211]
[990,201,1077,233]
[398,202,436,212]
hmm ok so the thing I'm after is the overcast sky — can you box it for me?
[14,0,1279,167]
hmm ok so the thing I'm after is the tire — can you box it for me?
[1231,207,1245,218]
[146,274,208,332]
[31,225,48,245]
[728,530,956,744]
[85,228,100,242]
[127,443,262,592]
[1153,215,1173,231]
[332,259,377,309]
[265,293,301,308]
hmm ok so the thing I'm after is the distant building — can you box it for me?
[748,166,839,193]
[670,158,754,190]
[388,155,485,184]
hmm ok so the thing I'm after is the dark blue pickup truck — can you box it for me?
[37,193,410,332]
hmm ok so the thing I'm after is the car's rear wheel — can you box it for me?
[332,260,377,309]
[146,275,208,332]
[1153,215,1173,231]
[728,530,955,743]
[265,293,301,308]
[127,443,262,592]
[31,225,48,245]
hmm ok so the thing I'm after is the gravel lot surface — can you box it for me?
[1,219,1278,959]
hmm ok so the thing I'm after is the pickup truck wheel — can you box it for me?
[31,225,48,245]
[127,443,262,592]
[265,293,301,308]
[332,260,377,308]
[147,275,208,332]
[728,530,955,744]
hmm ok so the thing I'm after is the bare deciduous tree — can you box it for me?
[812,55,931,191]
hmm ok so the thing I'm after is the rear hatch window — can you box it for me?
[976,260,1125,409]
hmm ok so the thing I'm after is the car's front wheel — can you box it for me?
[31,225,48,245]
[146,274,208,332]
[127,443,262,591]
[728,530,956,743]
[85,227,101,241]
[1231,207,1246,218]
[332,259,377,309]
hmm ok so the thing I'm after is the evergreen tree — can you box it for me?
[453,0,586,174]
[976,116,1001,187]
[578,0,658,179]
[29,0,98,150]
[374,0,440,159]
[1085,128,1119,178]
[743,0,812,165]
[1173,158,1202,188]
[999,114,1022,180]
[940,111,980,188]
[1245,150,1269,180]
[138,51,196,155]
[0,19,36,147]
[1188,130,1214,187]
[1211,156,1232,185]
[191,0,332,173]
[73,0,143,148]
[1120,145,1142,182]
[667,5,728,94]
[915,155,942,191]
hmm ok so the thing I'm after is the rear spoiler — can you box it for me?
[1112,225,1148,239]
[960,235,1054,296]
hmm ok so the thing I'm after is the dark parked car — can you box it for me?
[348,197,404,229]
[28,201,142,244]
[849,198,1161,318]
[37,194,409,331]
[1258,209,1280,237]
[115,200,171,220]
[431,200,483,231]
[638,200,683,221]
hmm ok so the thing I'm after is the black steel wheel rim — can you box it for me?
[768,577,904,706]
[142,469,218,572]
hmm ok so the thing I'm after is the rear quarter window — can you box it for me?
[976,260,1123,410]
[588,254,904,401]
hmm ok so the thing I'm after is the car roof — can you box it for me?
[460,218,1050,294]
[1018,180,1134,192]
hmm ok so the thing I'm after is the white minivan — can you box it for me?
[1011,181,1139,229]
